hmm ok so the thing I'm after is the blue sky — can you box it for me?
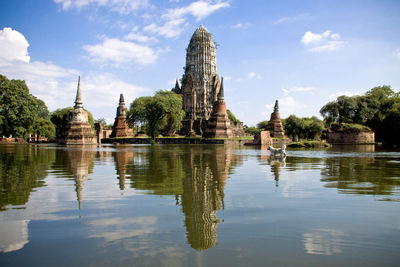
[1,0,399,126]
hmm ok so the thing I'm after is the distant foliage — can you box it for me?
[227,109,240,123]
[0,74,54,138]
[256,120,268,129]
[320,85,400,144]
[243,125,262,135]
[284,115,325,140]
[128,90,185,139]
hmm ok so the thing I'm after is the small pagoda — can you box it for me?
[265,100,286,138]
[60,76,97,145]
[203,78,233,138]
[110,93,133,138]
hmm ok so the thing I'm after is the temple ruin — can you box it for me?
[60,76,97,145]
[265,100,286,138]
[203,78,233,138]
[175,25,238,136]
[110,93,133,138]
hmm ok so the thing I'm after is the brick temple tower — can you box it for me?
[265,100,286,138]
[110,93,133,138]
[203,78,233,138]
[181,25,221,135]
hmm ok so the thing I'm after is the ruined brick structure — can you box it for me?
[110,93,134,138]
[265,100,286,138]
[179,25,221,135]
[60,76,97,145]
[203,78,233,138]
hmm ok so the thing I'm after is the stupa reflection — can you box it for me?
[58,148,95,210]
[124,145,242,250]
[113,148,134,191]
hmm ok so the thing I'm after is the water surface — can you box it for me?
[0,144,399,266]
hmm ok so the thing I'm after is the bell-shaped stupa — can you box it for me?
[60,76,97,144]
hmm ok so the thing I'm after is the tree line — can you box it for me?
[1,74,399,144]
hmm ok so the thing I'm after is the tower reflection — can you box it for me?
[59,148,95,210]
[124,145,242,250]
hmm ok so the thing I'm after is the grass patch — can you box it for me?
[288,140,331,148]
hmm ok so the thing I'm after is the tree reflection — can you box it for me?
[321,156,400,200]
[0,145,55,211]
[124,145,242,250]
[53,147,95,209]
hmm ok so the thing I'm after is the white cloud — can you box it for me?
[53,0,150,14]
[282,86,314,96]
[308,41,345,52]
[301,30,331,45]
[265,96,307,118]
[144,0,229,39]
[124,27,157,43]
[247,72,262,80]
[163,0,230,21]
[273,13,310,25]
[301,30,345,52]
[144,18,188,39]
[0,28,149,121]
[0,27,30,63]
[83,38,157,64]
[231,23,250,29]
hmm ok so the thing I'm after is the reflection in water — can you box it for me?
[303,228,344,255]
[0,220,30,253]
[259,145,286,187]
[113,148,133,190]
[321,156,400,200]
[125,145,243,250]
[0,145,55,211]
[54,148,96,210]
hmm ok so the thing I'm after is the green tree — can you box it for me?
[50,107,74,139]
[128,90,185,139]
[30,118,56,138]
[227,109,240,123]
[256,120,269,129]
[0,74,52,138]
[243,125,262,135]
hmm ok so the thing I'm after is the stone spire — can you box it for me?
[111,93,133,138]
[265,99,285,138]
[74,76,83,109]
[274,100,279,113]
[218,77,224,100]
[116,93,127,117]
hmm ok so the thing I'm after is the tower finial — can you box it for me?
[218,77,224,100]
[274,100,279,113]
[74,76,83,109]
[119,93,125,104]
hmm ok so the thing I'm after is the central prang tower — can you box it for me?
[180,25,221,135]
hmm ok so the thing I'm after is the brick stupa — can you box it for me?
[110,94,133,138]
[60,76,97,145]
[265,100,286,138]
[203,77,233,138]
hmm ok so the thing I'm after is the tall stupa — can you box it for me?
[60,76,97,145]
[180,25,221,135]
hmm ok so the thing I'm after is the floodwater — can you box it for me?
[0,144,399,266]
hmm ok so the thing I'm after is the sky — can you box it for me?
[0,0,399,126]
